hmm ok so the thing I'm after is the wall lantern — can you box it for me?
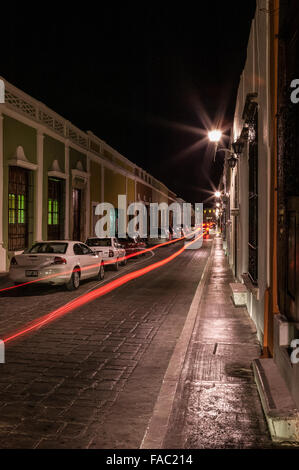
[227,138,245,168]
[232,139,244,156]
[227,155,238,169]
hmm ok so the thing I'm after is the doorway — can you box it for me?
[8,166,29,251]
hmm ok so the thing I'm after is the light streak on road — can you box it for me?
[3,234,203,345]
[0,228,203,293]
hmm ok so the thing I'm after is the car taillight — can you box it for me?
[109,250,114,257]
[10,257,18,266]
[52,256,67,265]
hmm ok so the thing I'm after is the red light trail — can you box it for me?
[0,229,203,293]
[3,234,203,345]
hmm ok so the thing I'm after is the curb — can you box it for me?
[140,240,215,449]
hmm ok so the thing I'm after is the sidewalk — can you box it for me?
[143,236,274,449]
[0,272,10,289]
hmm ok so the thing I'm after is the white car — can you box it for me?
[85,237,127,271]
[147,228,171,246]
[185,226,199,241]
[9,241,104,291]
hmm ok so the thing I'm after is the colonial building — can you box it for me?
[273,0,299,413]
[222,0,299,442]
[222,0,271,345]
[0,78,180,272]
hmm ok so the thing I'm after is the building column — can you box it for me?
[101,164,104,202]
[35,130,44,241]
[65,141,70,239]
[86,155,90,239]
[0,112,6,272]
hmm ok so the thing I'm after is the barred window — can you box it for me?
[248,110,258,285]
[48,199,59,225]
[48,177,63,240]
[9,194,16,224]
[18,194,25,224]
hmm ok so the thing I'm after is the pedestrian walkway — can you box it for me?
[145,236,274,449]
[0,273,10,289]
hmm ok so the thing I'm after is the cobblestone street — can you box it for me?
[0,241,212,448]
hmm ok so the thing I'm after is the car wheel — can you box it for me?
[66,269,80,291]
[121,257,127,266]
[96,263,105,281]
[113,259,119,271]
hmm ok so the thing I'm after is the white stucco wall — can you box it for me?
[228,0,271,344]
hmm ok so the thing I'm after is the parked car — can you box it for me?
[9,241,104,290]
[85,237,127,271]
[147,228,171,246]
[135,234,147,253]
[172,225,187,240]
[117,235,143,257]
[185,226,197,241]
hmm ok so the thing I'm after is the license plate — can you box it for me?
[25,270,38,277]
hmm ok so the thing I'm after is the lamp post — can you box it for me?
[208,135,245,168]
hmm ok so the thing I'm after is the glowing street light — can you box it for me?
[215,191,221,198]
[208,130,222,161]
[208,130,222,143]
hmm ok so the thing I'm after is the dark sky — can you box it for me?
[2,2,256,204]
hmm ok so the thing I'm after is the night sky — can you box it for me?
[2,2,256,204]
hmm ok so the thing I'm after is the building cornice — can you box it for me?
[1,76,179,203]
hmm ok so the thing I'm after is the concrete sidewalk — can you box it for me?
[0,273,10,288]
[142,236,274,449]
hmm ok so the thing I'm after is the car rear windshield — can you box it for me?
[28,243,68,254]
[86,238,112,247]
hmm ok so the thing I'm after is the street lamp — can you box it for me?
[232,140,244,155]
[212,138,245,168]
[208,130,222,143]
[208,130,222,162]
[227,155,238,168]
[215,191,221,198]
